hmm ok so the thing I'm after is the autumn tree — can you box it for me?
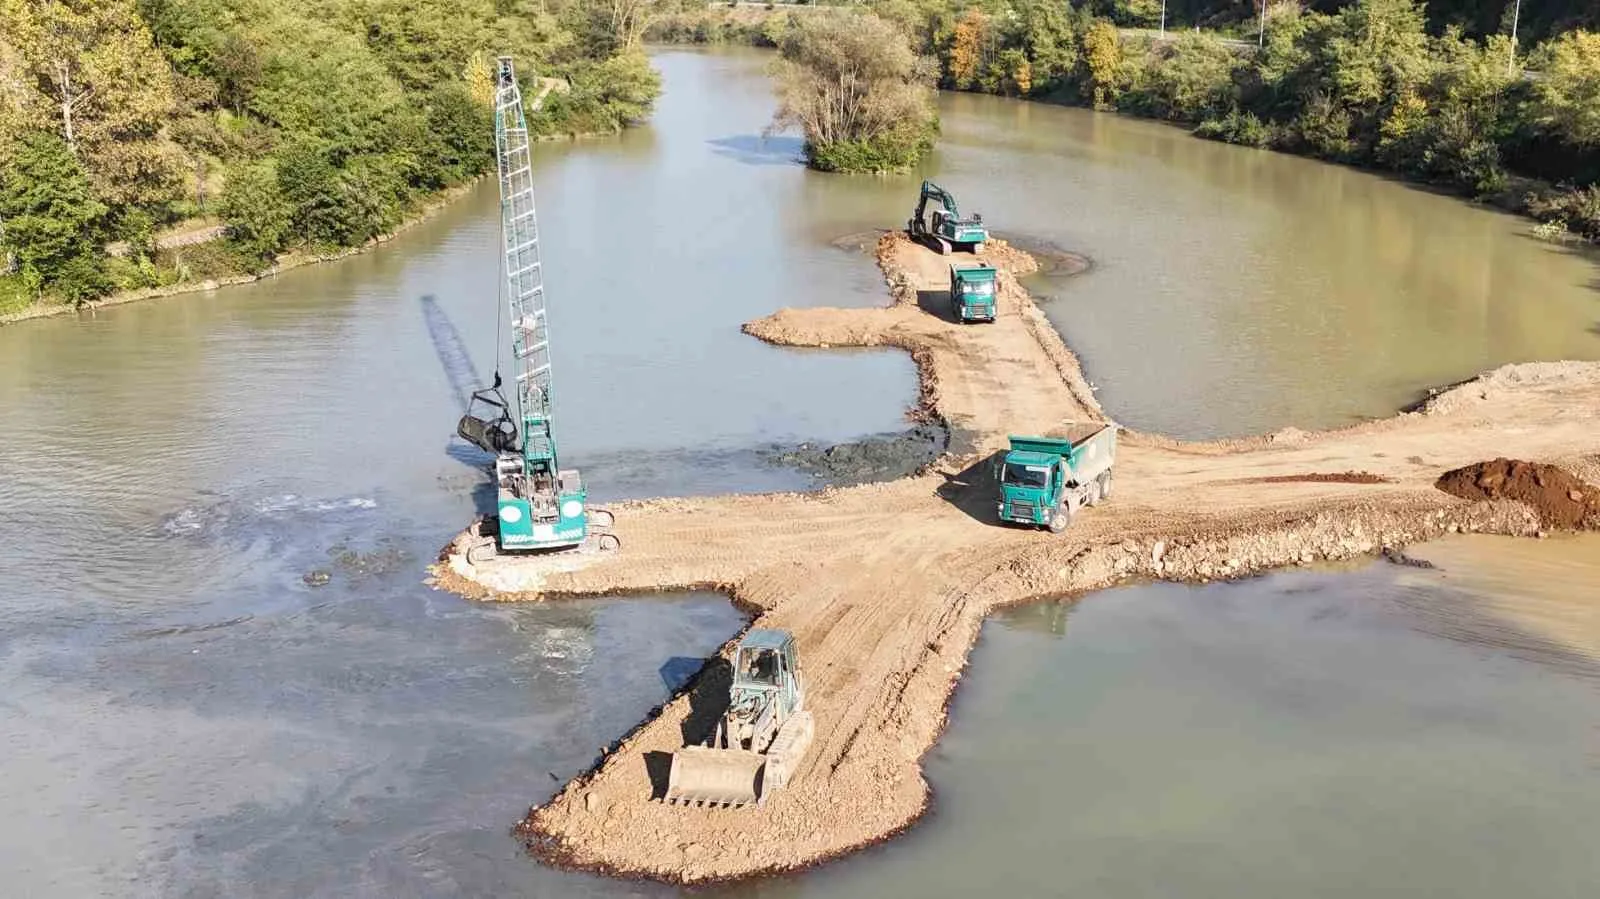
[949,9,988,89]
[0,0,185,213]
[1080,20,1122,108]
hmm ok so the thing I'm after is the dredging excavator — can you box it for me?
[908,180,988,255]
[455,57,615,562]
[664,629,815,808]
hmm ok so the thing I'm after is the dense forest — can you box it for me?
[0,0,662,310]
[659,0,1600,238]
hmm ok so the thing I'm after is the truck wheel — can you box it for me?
[1048,508,1072,533]
[1086,480,1102,507]
[1098,471,1114,500]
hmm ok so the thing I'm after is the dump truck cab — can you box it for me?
[949,264,998,322]
[996,427,1117,532]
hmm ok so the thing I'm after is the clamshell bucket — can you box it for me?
[457,382,519,454]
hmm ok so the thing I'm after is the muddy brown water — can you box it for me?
[1,46,1597,895]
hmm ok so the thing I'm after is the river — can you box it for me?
[0,46,1595,897]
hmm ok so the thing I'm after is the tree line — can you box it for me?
[658,0,1600,237]
[876,0,1600,237]
[0,0,664,309]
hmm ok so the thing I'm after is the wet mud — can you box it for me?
[765,423,952,487]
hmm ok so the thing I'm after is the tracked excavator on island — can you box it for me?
[455,57,616,563]
[908,180,988,255]
[664,629,815,808]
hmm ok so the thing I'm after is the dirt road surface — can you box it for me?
[430,233,1600,883]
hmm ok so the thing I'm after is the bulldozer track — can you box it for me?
[432,232,1600,884]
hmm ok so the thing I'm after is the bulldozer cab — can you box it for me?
[731,629,802,712]
[736,646,781,687]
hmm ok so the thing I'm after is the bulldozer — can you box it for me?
[663,629,814,808]
[908,180,988,255]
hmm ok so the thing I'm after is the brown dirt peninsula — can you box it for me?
[428,231,1600,884]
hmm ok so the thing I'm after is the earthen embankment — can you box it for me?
[429,231,1600,883]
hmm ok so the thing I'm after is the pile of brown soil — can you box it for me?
[1436,458,1600,529]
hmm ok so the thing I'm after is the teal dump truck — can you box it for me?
[996,424,1117,532]
[949,264,997,322]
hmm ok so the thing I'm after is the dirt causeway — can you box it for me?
[429,232,1600,884]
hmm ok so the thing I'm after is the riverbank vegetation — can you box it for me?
[0,0,663,314]
[768,10,938,172]
[892,0,1600,235]
[658,0,1600,241]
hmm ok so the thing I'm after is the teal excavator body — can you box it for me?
[908,180,988,255]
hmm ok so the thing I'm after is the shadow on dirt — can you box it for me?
[642,656,734,800]
[935,452,1005,526]
[916,288,956,323]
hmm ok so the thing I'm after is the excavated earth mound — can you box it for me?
[1437,458,1600,529]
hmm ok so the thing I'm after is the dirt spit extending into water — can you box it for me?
[428,232,1600,884]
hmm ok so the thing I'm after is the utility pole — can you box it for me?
[1258,0,1267,48]
[1160,0,1166,38]
[1507,0,1523,75]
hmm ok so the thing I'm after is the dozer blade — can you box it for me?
[663,746,766,808]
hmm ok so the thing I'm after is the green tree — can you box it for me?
[587,50,663,126]
[0,131,109,303]
[1132,33,1241,121]
[247,25,410,160]
[274,140,345,246]
[1529,30,1600,146]
[219,158,289,268]
[1018,0,1080,95]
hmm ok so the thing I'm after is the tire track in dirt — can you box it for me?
[428,232,1600,884]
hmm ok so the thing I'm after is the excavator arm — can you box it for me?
[920,180,960,220]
